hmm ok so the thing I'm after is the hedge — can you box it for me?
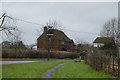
[2,49,79,59]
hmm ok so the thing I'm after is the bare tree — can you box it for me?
[45,19,64,30]
[6,29,22,43]
[75,38,88,45]
[100,18,120,43]
[0,13,16,31]
[39,19,64,33]
[0,13,22,43]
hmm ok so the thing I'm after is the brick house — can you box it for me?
[37,27,75,51]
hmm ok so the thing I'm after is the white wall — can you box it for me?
[93,43,104,48]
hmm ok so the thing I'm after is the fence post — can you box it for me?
[103,55,105,70]
[104,55,106,70]
[85,55,87,64]
[96,56,97,71]
[96,56,98,71]
[108,55,110,73]
[101,56,103,70]
[112,56,114,73]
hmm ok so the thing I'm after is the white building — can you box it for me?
[93,37,115,48]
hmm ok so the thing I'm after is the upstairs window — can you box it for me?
[61,41,64,45]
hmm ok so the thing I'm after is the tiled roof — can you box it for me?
[93,37,115,44]
[37,28,73,43]
[53,29,73,42]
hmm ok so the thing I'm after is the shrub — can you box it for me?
[2,49,79,59]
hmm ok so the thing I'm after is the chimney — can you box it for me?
[44,26,48,34]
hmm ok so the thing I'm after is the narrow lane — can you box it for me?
[1,60,45,64]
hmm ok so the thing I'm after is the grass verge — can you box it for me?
[52,61,116,78]
[2,59,71,78]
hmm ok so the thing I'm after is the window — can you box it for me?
[61,41,64,45]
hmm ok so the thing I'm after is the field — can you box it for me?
[2,59,116,78]
[2,59,70,78]
[52,61,116,78]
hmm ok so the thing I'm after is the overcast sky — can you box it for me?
[0,2,118,45]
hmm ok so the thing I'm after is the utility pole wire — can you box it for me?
[5,15,43,26]
[5,15,14,19]
[0,15,6,28]
[1,14,100,36]
[7,16,100,35]
[64,29,100,35]
[0,13,19,39]
[0,13,6,19]
[0,14,17,30]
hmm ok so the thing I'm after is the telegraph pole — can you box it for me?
[117,16,120,78]
[118,47,120,77]
[118,2,120,78]
[47,26,53,61]
[47,36,51,61]
[117,30,120,77]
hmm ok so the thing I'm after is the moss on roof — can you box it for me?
[53,29,72,42]
[93,37,115,44]
[37,29,73,43]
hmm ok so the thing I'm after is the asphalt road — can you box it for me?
[1,60,44,64]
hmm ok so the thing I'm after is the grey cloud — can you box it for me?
[1,2,118,44]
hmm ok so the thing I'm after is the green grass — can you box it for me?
[0,64,2,79]
[52,61,116,78]
[2,59,71,78]
[2,59,117,78]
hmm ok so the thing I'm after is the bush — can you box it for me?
[2,49,79,59]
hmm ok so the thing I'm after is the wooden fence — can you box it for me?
[84,54,120,77]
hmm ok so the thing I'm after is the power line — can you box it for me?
[15,18,43,26]
[3,14,100,36]
[65,29,100,35]
[5,15,43,26]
